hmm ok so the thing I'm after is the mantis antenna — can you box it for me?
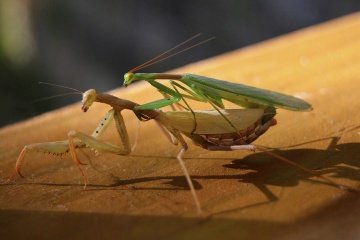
[129,33,215,73]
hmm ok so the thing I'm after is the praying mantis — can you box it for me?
[8,88,349,214]
[122,34,312,136]
[122,34,311,114]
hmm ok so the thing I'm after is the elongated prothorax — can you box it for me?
[124,72,182,86]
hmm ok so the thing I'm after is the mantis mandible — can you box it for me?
[8,89,349,214]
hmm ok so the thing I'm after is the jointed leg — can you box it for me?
[171,130,202,213]
[170,82,198,135]
[8,109,132,188]
[68,135,88,188]
[177,147,202,214]
[130,118,141,152]
[134,80,182,110]
[66,109,132,187]
[7,140,79,182]
[155,121,178,145]
[159,91,185,111]
[206,99,239,134]
[157,124,202,213]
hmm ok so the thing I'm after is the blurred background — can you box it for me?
[0,0,359,127]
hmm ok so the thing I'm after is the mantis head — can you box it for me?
[124,72,157,86]
[123,72,135,87]
[82,89,97,112]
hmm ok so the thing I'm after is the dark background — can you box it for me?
[0,0,359,127]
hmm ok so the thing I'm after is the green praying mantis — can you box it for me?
[7,35,353,214]
[124,72,312,111]
[123,33,311,114]
[122,34,311,135]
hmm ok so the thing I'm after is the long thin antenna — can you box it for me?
[129,33,203,73]
[134,37,215,72]
[32,92,82,103]
[128,33,215,73]
[38,82,83,94]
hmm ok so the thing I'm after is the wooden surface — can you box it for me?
[1,13,360,240]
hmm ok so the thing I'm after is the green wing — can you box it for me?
[182,74,312,111]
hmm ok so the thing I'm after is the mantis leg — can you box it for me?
[134,80,182,110]
[206,99,240,133]
[170,130,202,214]
[169,81,208,102]
[135,79,209,111]
[155,121,178,145]
[158,91,184,111]
[170,82,198,135]
[67,109,131,187]
[136,77,220,112]
[7,140,82,181]
[168,81,237,135]
[8,109,132,188]
[169,80,240,134]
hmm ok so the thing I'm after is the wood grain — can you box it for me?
[1,13,360,240]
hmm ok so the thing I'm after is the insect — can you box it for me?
[8,89,349,214]
[122,34,312,114]
[123,72,312,112]
[122,35,312,139]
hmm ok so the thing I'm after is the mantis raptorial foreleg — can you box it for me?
[134,80,207,111]
[138,79,241,135]
[8,109,132,188]
[9,140,82,178]
[134,80,182,110]
[158,91,184,112]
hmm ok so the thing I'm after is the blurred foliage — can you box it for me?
[0,0,359,127]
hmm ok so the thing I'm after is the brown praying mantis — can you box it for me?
[7,88,350,214]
